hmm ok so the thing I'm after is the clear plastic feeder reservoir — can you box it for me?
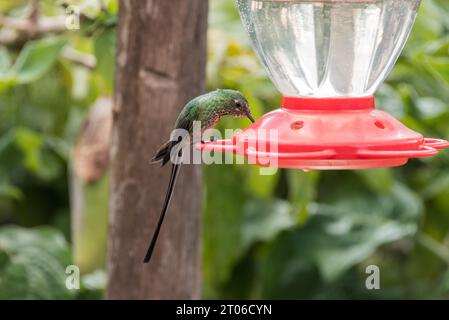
[199,0,448,170]
[238,0,420,97]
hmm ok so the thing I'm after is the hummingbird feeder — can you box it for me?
[199,0,448,170]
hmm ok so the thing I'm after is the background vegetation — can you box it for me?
[1,0,449,299]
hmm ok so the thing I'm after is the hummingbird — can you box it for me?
[144,89,255,263]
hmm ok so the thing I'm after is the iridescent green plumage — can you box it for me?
[144,89,254,264]
[175,89,253,133]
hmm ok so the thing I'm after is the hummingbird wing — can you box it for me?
[152,115,192,166]
[152,140,178,166]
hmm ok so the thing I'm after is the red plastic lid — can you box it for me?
[198,97,449,170]
[282,96,375,111]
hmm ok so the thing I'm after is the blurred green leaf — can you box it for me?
[94,29,115,92]
[105,0,119,15]
[0,182,22,200]
[0,226,74,299]
[14,127,44,173]
[203,164,249,297]
[0,0,26,12]
[0,47,12,73]
[422,172,449,199]
[259,178,423,298]
[10,38,66,84]
[245,165,279,199]
[356,168,393,193]
[240,199,295,253]
[287,170,319,222]
[0,127,64,181]
[415,97,448,120]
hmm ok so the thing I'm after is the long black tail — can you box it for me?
[143,162,181,263]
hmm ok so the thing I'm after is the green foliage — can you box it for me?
[0,226,104,299]
[93,29,116,93]
[1,38,66,87]
[0,226,73,299]
[0,0,115,298]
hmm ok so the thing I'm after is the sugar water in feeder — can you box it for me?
[198,0,449,170]
[239,0,420,97]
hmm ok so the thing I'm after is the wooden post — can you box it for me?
[106,0,207,299]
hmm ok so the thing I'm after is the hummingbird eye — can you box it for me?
[235,100,242,109]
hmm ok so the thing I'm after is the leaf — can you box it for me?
[260,176,423,297]
[405,0,445,52]
[245,165,279,199]
[0,182,22,200]
[0,0,25,12]
[0,226,74,299]
[424,56,449,86]
[203,164,249,297]
[105,0,119,15]
[0,47,12,73]
[23,65,73,135]
[240,199,295,253]
[11,38,66,84]
[94,29,116,92]
[356,168,393,193]
[0,127,65,181]
[286,170,320,222]
[422,172,449,199]
[415,97,448,120]
[375,84,406,119]
[14,127,44,174]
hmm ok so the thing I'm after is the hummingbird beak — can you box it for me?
[244,103,255,123]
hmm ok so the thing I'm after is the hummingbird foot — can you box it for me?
[201,137,215,144]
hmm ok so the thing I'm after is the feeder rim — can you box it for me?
[281,96,375,111]
[248,0,413,2]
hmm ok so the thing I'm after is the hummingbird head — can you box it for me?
[219,89,255,123]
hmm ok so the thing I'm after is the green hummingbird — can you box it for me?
[144,89,255,263]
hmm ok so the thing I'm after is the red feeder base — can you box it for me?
[197,96,449,170]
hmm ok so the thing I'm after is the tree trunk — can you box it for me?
[106,0,207,299]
